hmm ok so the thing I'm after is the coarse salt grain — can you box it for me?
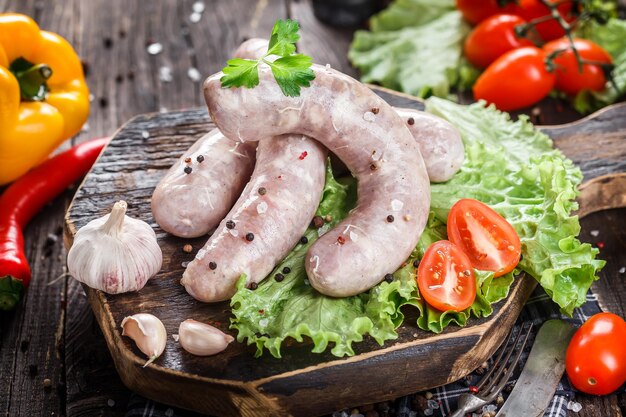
[349,231,358,242]
[159,66,173,82]
[567,401,582,412]
[619,266,625,274]
[189,12,202,23]
[257,201,268,214]
[391,199,404,211]
[192,1,205,13]
[196,248,206,260]
[590,230,599,237]
[187,67,202,82]
[363,111,376,122]
[229,229,239,238]
[172,334,179,342]
[259,318,269,327]
[141,130,150,139]
[146,42,163,55]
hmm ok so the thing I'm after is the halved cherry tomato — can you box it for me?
[543,38,612,95]
[566,312,626,395]
[455,0,520,25]
[473,46,555,111]
[447,199,521,277]
[516,0,576,41]
[417,240,476,312]
[464,14,534,69]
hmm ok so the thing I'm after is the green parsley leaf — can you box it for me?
[267,19,300,56]
[219,19,315,97]
[220,58,260,89]
[265,54,315,97]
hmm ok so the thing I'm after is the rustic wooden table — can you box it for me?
[0,1,624,416]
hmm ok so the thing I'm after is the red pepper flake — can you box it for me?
[298,151,308,160]
[258,309,265,315]
[469,386,479,393]
[337,236,346,245]
[597,241,605,249]
[277,175,282,179]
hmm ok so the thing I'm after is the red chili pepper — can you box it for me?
[0,138,108,311]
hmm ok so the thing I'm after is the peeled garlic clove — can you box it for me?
[68,200,162,294]
[178,319,234,356]
[121,313,167,366]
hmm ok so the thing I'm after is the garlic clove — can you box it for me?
[121,313,167,367]
[178,319,234,356]
[68,200,163,294]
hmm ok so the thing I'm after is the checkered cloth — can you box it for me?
[124,287,617,417]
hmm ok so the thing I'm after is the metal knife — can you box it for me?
[496,319,576,417]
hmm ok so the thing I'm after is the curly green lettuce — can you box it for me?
[230,99,604,358]
[348,2,473,98]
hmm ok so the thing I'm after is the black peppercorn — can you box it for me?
[274,273,285,282]
[386,215,394,223]
[300,236,308,244]
[413,259,420,268]
[245,232,255,242]
[312,216,324,228]
[249,282,258,290]
[407,117,415,125]
[196,154,205,163]
[384,273,394,283]
[209,261,217,270]
[184,166,192,174]
[226,220,235,229]
[258,187,267,195]
[282,267,291,274]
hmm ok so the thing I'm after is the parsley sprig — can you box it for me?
[220,19,315,97]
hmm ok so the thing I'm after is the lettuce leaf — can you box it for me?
[348,5,471,98]
[230,99,603,358]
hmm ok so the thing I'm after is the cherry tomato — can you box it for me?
[464,14,534,69]
[455,0,520,25]
[566,312,626,395]
[543,38,612,95]
[417,240,476,312]
[516,0,576,41]
[473,46,556,111]
[447,199,521,277]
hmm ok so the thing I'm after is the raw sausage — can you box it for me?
[151,129,256,237]
[150,39,271,238]
[395,108,464,183]
[181,135,326,302]
[203,64,431,297]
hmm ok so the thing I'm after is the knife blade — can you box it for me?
[495,319,576,417]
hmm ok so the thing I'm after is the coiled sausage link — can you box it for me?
[203,64,431,297]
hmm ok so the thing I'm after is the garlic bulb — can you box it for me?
[178,319,234,356]
[67,200,162,293]
[121,313,167,367]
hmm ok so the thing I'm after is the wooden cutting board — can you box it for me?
[63,87,626,417]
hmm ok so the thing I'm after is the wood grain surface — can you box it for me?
[1,1,625,416]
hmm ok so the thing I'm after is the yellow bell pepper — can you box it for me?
[0,13,89,185]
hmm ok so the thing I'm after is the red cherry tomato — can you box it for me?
[456,0,520,25]
[464,14,534,69]
[473,46,556,111]
[543,38,612,95]
[566,312,626,395]
[447,199,521,277]
[516,0,576,41]
[417,240,476,312]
